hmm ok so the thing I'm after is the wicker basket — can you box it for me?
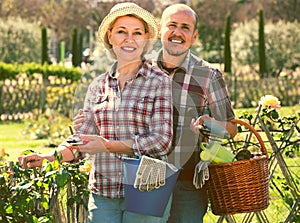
[207,119,269,216]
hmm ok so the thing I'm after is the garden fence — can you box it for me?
[0,74,299,121]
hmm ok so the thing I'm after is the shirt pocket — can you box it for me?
[91,95,109,126]
[91,95,109,112]
[133,96,155,127]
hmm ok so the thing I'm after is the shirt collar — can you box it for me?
[107,61,148,81]
[157,49,191,74]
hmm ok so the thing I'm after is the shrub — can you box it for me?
[0,17,41,64]
[0,62,82,82]
[0,152,89,223]
[231,20,300,77]
[22,109,72,147]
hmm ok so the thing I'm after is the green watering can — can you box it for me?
[200,141,235,164]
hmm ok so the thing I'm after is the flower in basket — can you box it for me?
[259,95,281,110]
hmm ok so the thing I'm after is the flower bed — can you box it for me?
[0,151,90,223]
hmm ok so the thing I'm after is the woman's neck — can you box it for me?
[116,60,142,78]
[115,60,142,90]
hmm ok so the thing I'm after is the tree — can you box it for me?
[258,9,267,78]
[41,26,48,64]
[191,0,235,63]
[71,27,79,67]
[265,0,300,22]
[224,14,232,73]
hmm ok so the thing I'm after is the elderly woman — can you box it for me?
[19,3,173,223]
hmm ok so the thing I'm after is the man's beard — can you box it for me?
[165,45,188,57]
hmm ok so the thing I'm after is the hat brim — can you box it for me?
[97,5,158,49]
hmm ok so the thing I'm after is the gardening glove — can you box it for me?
[193,160,210,189]
[134,156,179,192]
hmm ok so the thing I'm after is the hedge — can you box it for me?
[0,62,82,82]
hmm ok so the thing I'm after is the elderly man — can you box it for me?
[155,4,237,223]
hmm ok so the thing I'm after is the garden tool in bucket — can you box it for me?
[122,156,181,217]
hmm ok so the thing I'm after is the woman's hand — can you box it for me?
[77,135,109,155]
[73,109,86,131]
[18,153,48,169]
[18,141,76,168]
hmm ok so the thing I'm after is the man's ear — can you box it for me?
[192,29,198,44]
[158,24,162,38]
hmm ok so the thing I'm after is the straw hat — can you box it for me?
[97,2,158,50]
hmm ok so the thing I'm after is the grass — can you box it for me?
[234,104,300,118]
[0,122,53,161]
[1,105,299,161]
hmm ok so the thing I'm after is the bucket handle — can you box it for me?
[230,119,267,156]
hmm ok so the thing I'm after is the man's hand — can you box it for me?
[190,114,211,135]
[191,115,232,139]
[72,109,86,132]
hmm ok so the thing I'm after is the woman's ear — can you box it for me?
[107,31,112,44]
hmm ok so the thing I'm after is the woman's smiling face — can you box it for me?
[107,16,149,62]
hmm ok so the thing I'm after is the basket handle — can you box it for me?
[230,119,267,156]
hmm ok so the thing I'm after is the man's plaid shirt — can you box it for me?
[154,50,235,175]
[78,60,173,198]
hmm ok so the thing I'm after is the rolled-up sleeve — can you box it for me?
[208,69,235,121]
[132,74,173,160]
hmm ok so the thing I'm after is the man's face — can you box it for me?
[160,9,198,57]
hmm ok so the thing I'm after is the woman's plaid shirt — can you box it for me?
[78,60,173,198]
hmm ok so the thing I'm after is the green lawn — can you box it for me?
[0,122,52,161]
[1,105,299,161]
